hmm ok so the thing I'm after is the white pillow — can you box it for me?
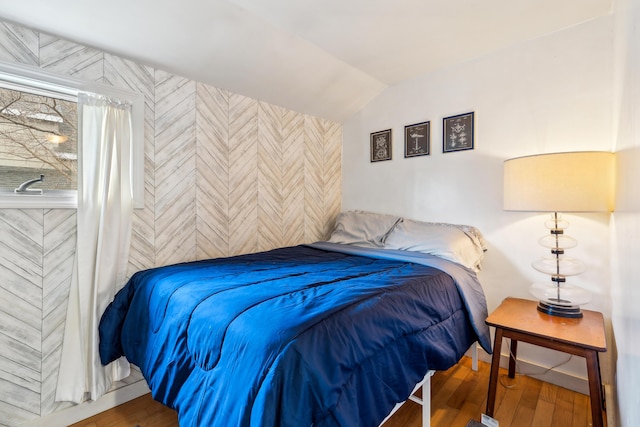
[328,210,402,248]
[384,219,486,270]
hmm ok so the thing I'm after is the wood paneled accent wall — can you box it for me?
[0,21,341,427]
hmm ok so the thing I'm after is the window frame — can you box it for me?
[0,60,145,209]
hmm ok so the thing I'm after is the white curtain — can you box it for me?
[56,93,134,403]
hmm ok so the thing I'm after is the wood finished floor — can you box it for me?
[70,356,600,427]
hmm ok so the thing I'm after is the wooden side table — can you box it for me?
[485,297,607,427]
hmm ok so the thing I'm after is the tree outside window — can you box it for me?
[0,86,77,191]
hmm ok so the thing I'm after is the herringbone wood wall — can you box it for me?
[0,21,341,427]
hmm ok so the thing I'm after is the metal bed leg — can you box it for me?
[380,370,434,427]
[407,370,434,427]
[472,343,478,371]
[421,370,433,427]
[381,343,479,427]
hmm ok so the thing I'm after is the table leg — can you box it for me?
[486,327,504,417]
[585,350,604,427]
[508,339,518,378]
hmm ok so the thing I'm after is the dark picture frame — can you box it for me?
[370,129,392,162]
[404,121,430,158]
[443,112,474,153]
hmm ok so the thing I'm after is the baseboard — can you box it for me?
[465,344,590,395]
[19,380,150,427]
[503,354,590,395]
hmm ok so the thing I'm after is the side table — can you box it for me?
[485,297,606,427]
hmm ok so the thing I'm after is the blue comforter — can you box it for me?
[99,243,490,426]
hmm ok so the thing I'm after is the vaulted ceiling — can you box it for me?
[0,0,612,121]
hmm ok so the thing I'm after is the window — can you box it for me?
[0,61,144,209]
[0,85,78,192]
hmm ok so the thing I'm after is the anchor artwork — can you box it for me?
[404,121,430,158]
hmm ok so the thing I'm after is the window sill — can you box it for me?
[0,190,77,209]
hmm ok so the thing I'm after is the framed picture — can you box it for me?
[370,129,392,162]
[404,121,430,158]
[443,112,474,153]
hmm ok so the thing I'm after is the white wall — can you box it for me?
[611,0,640,425]
[343,15,615,390]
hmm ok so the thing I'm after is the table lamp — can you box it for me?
[503,151,615,318]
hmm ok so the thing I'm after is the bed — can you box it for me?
[99,211,492,427]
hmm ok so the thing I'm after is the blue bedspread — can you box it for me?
[99,244,490,426]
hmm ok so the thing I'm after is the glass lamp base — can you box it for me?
[529,282,590,318]
[536,300,583,318]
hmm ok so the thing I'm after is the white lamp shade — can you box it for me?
[503,151,615,212]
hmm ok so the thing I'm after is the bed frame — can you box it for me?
[380,344,479,427]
